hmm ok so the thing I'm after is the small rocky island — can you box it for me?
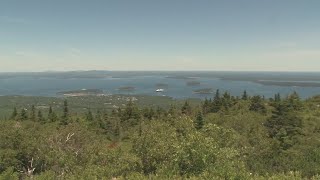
[186,81,201,86]
[117,86,136,91]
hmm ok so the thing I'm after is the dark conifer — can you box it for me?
[48,106,57,122]
[249,95,266,114]
[10,107,18,120]
[86,109,94,122]
[195,111,204,130]
[221,91,232,110]
[202,98,210,114]
[113,122,120,141]
[30,105,36,121]
[94,110,102,127]
[287,91,303,110]
[101,111,113,135]
[274,93,281,102]
[122,99,140,125]
[211,89,222,113]
[242,90,248,100]
[38,110,45,123]
[60,99,69,125]
[181,101,192,115]
[168,104,177,116]
[265,101,302,150]
[19,108,28,121]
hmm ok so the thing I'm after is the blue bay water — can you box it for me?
[0,73,320,99]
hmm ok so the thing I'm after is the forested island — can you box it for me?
[186,81,201,86]
[1,90,320,179]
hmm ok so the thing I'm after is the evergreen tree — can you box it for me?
[286,91,303,110]
[95,110,102,122]
[30,105,36,121]
[10,107,18,120]
[121,100,141,126]
[156,106,164,118]
[181,101,192,115]
[86,109,94,122]
[63,100,69,118]
[104,112,113,133]
[60,100,69,125]
[195,111,204,130]
[94,110,102,127]
[242,90,248,100]
[99,110,113,135]
[18,108,28,121]
[202,98,210,114]
[221,91,232,111]
[168,104,178,117]
[113,122,120,141]
[48,106,57,122]
[249,95,266,114]
[37,110,45,124]
[214,89,220,100]
[143,107,155,120]
[138,120,143,137]
[274,93,281,102]
[211,89,222,113]
[265,101,303,150]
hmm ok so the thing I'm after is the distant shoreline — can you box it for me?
[253,80,320,87]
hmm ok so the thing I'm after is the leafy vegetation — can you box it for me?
[1,91,320,179]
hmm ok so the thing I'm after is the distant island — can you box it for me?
[166,76,197,80]
[217,72,320,87]
[155,83,169,88]
[117,86,136,91]
[57,89,104,97]
[186,81,201,86]
[254,80,320,87]
[193,88,214,94]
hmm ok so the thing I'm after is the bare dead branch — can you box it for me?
[26,157,36,177]
[65,133,75,143]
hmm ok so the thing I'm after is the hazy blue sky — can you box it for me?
[1,0,320,72]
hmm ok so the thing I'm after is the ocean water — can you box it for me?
[0,72,320,99]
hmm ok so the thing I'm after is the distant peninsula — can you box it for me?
[193,88,214,94]
[57,89,104,96]
[254,80,320,87]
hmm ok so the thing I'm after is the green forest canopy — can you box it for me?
[1,91,320,179]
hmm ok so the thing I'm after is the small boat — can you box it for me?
[156,89,164,92]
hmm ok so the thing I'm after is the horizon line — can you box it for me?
[1,70,320,73]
